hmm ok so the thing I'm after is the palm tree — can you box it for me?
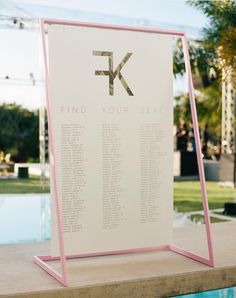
[187,0,236,86]
[174,0,236,145]
[186,0,236,186]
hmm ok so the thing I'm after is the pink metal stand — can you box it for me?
[34,19,215,287]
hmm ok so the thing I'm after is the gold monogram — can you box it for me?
[93,51,133,96]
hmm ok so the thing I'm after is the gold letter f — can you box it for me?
[93,51,133,96]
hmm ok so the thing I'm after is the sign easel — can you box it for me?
[34,19,215,287]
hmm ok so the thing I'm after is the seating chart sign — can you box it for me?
[48,24,173,256]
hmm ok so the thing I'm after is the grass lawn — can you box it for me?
[0,177,235,212]
[0,176,49,194]
[174,181,235,212]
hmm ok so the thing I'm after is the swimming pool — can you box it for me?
[0,194,50,244]
[0,193,196,244]
[0,193,228,244]
[174,286,236,297]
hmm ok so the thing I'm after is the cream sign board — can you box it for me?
[34,20,214,287]
[48,24,173,256]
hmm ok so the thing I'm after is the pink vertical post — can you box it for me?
[182,34,215,267]
[39,19,68,285]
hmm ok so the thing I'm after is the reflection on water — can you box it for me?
[0,194,223,244]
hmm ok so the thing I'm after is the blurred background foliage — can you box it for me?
[174,0,236,144]
[0,103,39,162]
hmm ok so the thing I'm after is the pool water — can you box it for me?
[0,194,50,244]
[174,286,236,297]
[0,194,228,244]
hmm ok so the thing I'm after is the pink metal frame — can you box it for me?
[34,18,215,287]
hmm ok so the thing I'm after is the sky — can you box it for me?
[10,0,207,29]
[0,28,43,110]
[0,0,208,110]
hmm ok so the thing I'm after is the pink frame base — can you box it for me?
[35,18,215,287]
[33,244,213,286]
